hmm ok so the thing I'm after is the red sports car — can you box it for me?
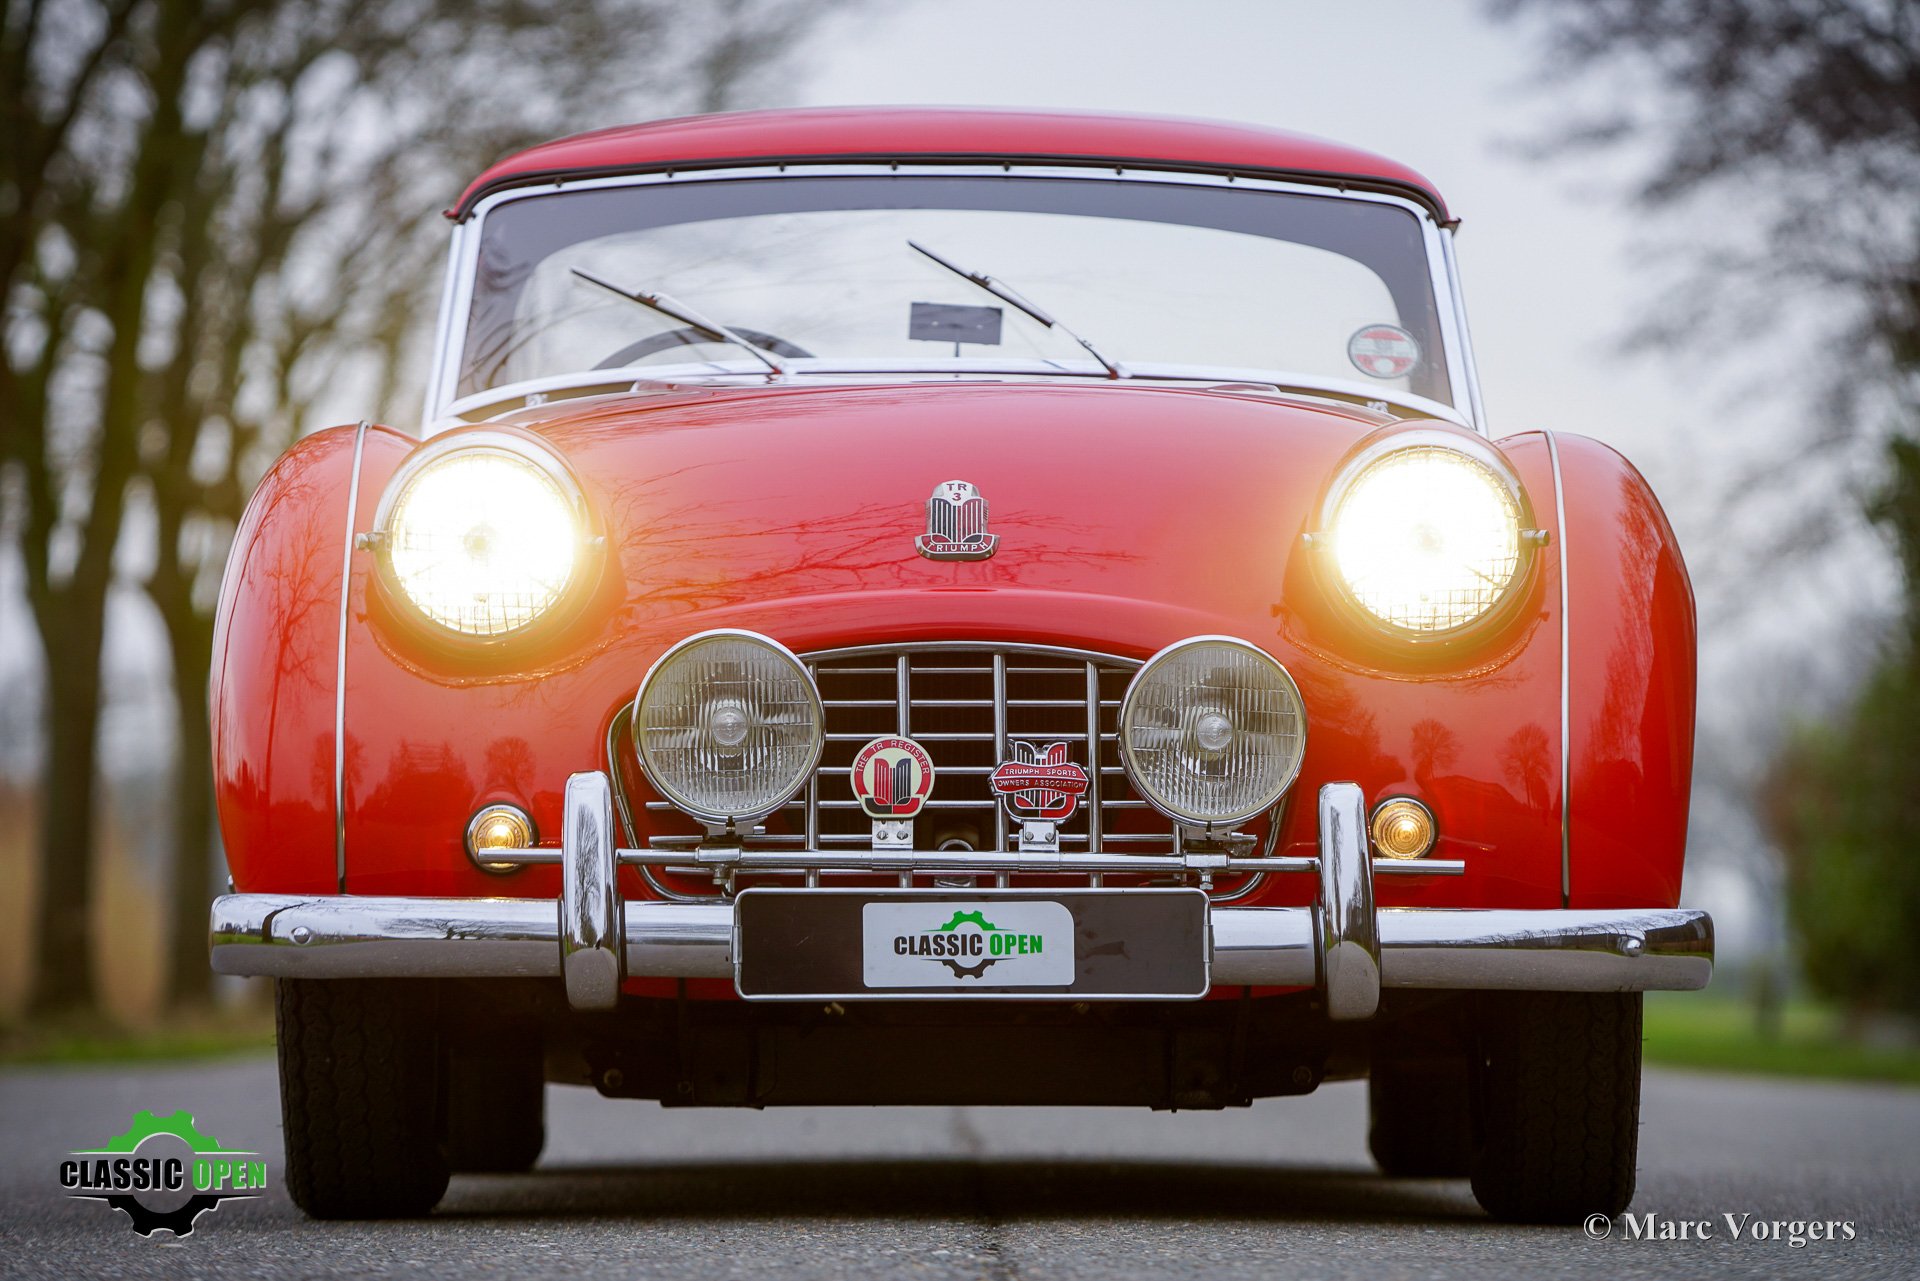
[208,107,1712,1223]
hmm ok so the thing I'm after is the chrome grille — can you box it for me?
[804,643,1172,853]
[613,643,1282,895]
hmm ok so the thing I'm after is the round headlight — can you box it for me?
[633,631,824,826]
[1118,637,1307,829]
[1325,441,1528,637]
[378,436,586,640]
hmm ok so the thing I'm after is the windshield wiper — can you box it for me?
[908,240,1128,379]
[570,267,788,378]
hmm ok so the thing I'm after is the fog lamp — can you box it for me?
[466,803,535,872]
[1370,797,1436,860]
[1118,636,1308,829]
[633,630,824,827]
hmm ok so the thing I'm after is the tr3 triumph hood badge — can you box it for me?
[916,479,998,561]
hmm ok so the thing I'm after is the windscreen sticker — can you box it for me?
[1348,324,1420,379]
[909,301,1003,346]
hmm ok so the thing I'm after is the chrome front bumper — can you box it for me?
[210,776,1713,1014]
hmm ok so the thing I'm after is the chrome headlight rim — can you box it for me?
[1117,634,1309,831]
[1312,429,1541,646]
[631,629,826,828]
[370,430,600,649]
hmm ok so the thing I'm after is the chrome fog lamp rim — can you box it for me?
[631,629,825,827]
[370,429,597,646]
[1314,429,1539,644]
[1117,634,1308,830]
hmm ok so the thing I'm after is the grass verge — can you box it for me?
[0,1006,274,1066]
[1643,991,1920,1085]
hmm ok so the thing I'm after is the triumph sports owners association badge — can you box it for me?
[990,741,1089,822]
[916,479,998,561]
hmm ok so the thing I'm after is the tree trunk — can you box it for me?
[164,607,218,1006]
[19,5,192,1017]
[29,604,106,1014]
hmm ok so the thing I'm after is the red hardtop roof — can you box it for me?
[451,106,1449,221]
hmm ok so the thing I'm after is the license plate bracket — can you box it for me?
[733,888,1210,1000]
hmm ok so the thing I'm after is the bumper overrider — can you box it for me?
[210,777,1712,1013]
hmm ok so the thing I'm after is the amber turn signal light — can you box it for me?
[466,803,535,873]
[1370,797,1436,860]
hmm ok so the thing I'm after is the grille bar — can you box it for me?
[806,643,1174,857]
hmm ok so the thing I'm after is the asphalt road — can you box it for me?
[1,1055,1915,1280]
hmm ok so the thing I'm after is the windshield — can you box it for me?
[457,174,1452,407]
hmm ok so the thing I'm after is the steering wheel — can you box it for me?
[592,325,814,370]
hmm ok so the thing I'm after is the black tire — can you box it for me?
[1468,991,1642,1223]
[276,978,451,1218]
[446,1044,546,1173]
[1369,1050,1473,1177]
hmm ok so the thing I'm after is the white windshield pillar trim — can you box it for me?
[1440,226,1488,435]
[427,218,480,430]
[420,225,467,433]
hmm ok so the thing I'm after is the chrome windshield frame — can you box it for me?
[424,162,1487,435]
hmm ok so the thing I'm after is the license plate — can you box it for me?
[733,889,1209,1000]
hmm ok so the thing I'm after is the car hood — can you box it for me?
[488,380,1406,649]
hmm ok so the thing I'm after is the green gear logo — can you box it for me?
[932,909,1007,978]
[59,1109,265,1237]
[935,909,1005,934]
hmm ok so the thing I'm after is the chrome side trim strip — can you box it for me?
[561,771,622,1009]
[1316,783,1380,1020]
[332,421,369,891]
[209,895,1711,993]
[1545,429,1572,906]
